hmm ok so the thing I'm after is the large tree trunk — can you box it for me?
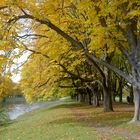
[131,60,140,122]
[103,62,113,112]
[103,83,113,112]
[132,86,140,121]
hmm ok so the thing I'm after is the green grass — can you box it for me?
[0,108,11,126]
[0,101,99,140]
[0,100,139,140]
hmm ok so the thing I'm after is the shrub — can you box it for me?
[0,108,10,126]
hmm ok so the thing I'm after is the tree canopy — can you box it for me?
[0,0,140,122]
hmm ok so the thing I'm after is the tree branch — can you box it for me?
[16,34,48,39]
[0,6,8,10]
[8,12,133,84]
[85,52,133,84]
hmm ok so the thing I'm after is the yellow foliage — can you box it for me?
[0,0,139,102]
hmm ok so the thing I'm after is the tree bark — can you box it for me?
[103,83,113,112]
[118,87,123,103]
[129,86,134,104]
[96,94,100,107]
[130,49,140,121]
[112,92,116,102]
[132,86,140,121]
[88,92,93,105]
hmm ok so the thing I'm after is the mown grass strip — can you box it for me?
[0,101,99,140]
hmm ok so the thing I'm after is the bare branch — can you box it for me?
[59,85,75,88]
[0,6,8,10]
[37,78,51,88]
[15,53,33,70]
[16,34,48,39]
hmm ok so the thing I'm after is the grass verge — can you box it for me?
[0,100,139,140]
[0,100,99,140]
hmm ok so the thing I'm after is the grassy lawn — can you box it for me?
[0,100,139,140]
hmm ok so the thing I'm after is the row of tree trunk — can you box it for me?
[71,81,134,111]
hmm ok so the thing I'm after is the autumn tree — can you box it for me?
[0,0,140,121]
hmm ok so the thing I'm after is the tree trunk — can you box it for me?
[96,94,100,107]
[79,92,86,103]
[103,84,113,112]
[131,86,140,121]
[88,92,93,105]
[129,86,134,104]
[118,88,123,103]
[79,93,82,102]
[130,62,140,122]
[76,94,79,101]
[92,94,97,106]
[103,61,113,112]
[112,92,116,102]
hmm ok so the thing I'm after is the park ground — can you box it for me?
[0,100,140,140]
